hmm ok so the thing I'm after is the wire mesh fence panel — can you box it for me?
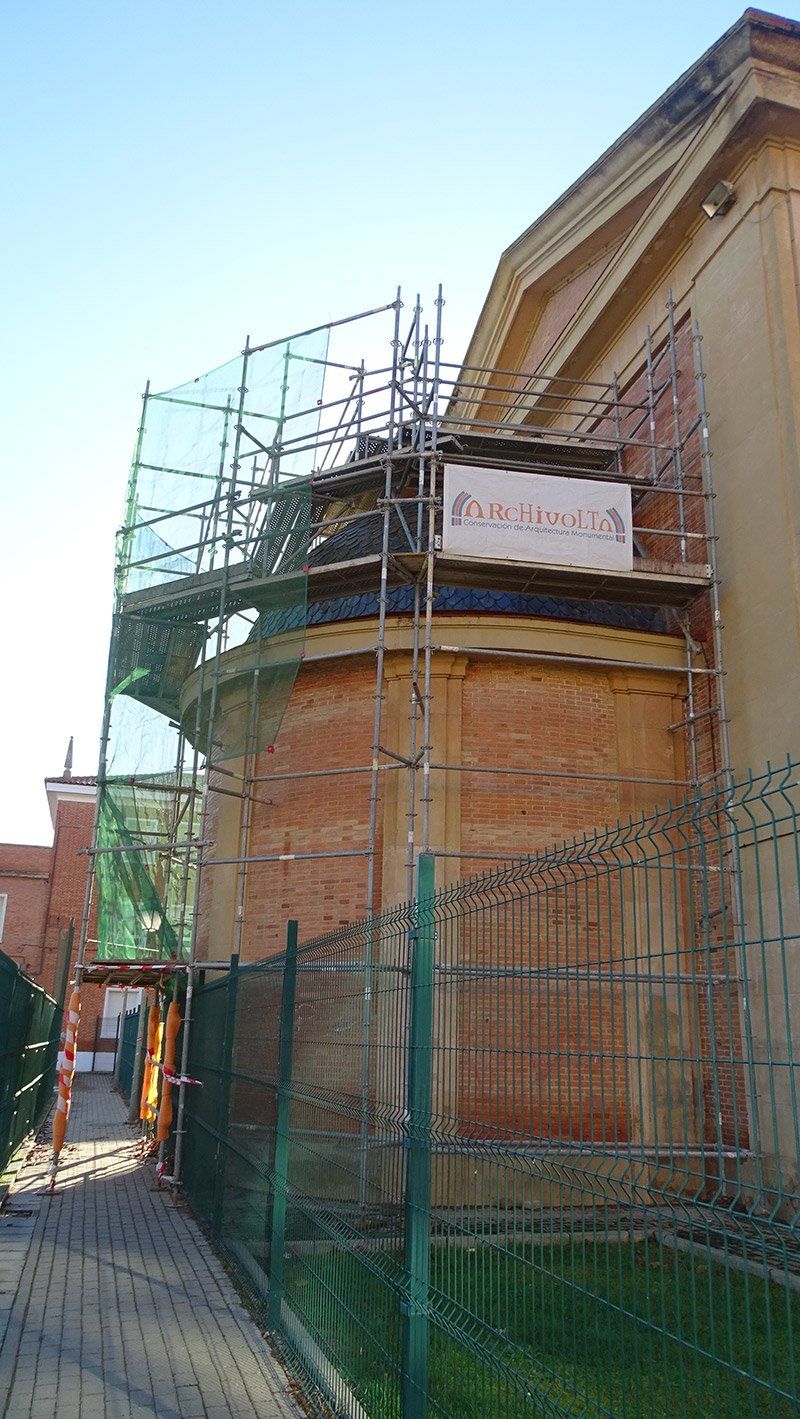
[276,907,415,1417]
[184,955,285,1293]
[183,974,229,1227]
[117,1006,141,1103]
[182,759,800,1419]
[0,950,60,1174]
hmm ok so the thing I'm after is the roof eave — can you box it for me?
[44,778,97,829]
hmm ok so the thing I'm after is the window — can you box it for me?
[101,985,143,1034]
[0,894,6,943]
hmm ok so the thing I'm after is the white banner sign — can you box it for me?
[442,464,633,572]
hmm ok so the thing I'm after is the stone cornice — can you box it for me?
[180,613,688,718]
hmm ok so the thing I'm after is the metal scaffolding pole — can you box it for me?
[405,296,424,902]
[421,287,444,857]
[365,291,403,920]
[170,341,251,1188]
[358,291,403,1206]
[691,317,732,791]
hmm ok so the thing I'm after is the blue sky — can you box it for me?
[0,0,762,841]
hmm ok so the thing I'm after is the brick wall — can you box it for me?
[460,659,622,870]
[199,657,380,960]
[0,792,106,1066]
[457,660,630,1146]
[194,623,748,1167]
[43,798,106,1060]
[0,844,52,978]
[39,801,89,989]
[204,646,682,958]
[202,644,680,952]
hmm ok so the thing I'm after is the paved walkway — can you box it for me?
[0,1077,300,1419]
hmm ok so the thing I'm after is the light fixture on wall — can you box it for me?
[701,179,736,219]
[141,909,162,934]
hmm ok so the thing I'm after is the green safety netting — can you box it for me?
[203,478,312,765]
[95,782,183,960]
[119,330,329,595]
[94,329,328,961]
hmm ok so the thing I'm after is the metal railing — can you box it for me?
[0,949,61,1176]
[183,757,800,1418]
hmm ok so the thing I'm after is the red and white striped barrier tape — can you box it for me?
[146,1050,204,1088]
[80,962,186,980]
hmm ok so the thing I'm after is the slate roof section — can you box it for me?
[268,506,669,635]
[309,508,417,565]
[256,584,666,637]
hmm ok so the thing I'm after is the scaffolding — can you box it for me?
[75,284,729,1183]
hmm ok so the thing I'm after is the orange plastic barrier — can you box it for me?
[52,986,81,1160]
[156,1001,182,1143]
[139,1000,161,1122]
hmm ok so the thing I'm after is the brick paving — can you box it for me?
[0,1077,301,1419]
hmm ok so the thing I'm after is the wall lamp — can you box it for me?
[701,179,736,219]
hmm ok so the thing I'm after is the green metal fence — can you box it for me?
[0,949,62,1176]
[184,758,800,1418]
[117,1005,141,1103]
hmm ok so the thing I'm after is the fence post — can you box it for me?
[211,953,239,1236]
[112,989,130,1090]
[402,853,435,1419]
[268,919,298,1331]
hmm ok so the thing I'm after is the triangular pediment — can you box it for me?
[465,10,800,388]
